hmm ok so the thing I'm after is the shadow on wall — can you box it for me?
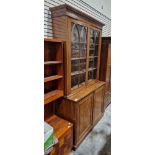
[98,134,111,155]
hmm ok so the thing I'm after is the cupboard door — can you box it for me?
[78,94,93,142]
[93,86,104,125]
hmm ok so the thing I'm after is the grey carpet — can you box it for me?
[70,104,111,155]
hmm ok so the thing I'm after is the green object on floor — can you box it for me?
[44,122,54,151]
[44,134,54,151]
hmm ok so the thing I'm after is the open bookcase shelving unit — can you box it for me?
[44,38,64,105]
[44,37,73,155]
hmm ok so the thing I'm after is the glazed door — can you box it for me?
[71,23,87,90]
[88,29,100,81]
[70,21,102,93]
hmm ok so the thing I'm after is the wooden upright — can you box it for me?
[99,37,111,108]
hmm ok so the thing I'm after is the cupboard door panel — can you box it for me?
[78,94,93,141]
[93,86,104,125]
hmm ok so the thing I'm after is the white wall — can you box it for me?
[44,0,111,37]
[82,0,111,19]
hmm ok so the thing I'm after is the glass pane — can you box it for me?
[95,45,99,56]
[89,30,95,57]
[79,73,85,86]
[88,69,97,80]
[72,24,79,43]
[93,70,97,79]
[95,31,99,44]
[71,48,79,58]
[90,30,95,44]
[80,47,86,57]
[95,31,99,56]
[89,58,94,68]
[89,49,95,56]
[71,23,80,89]
[79,59,86,71]
[71,24,80,58]
[80,27,87,43]
[71,60,79,72]
[71,75,78,89]
[88,70,93,80]
[80,27,87,58]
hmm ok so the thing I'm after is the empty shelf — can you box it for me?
[71,57,86,60]
[71,70,86,76]
[44,38,64,43]
[44,90,64,105]
[44,75,63,83]
[44,61,63,65]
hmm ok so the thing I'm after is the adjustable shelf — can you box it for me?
[44,38,64,43]
[44,61,63,65]
[44,90,64,105]
[89,56,98,59]
[44,75,63,83]
[88,67,97,71]
[71,70,86,76]
[71,57,86,60]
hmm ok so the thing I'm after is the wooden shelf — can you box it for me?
[71,70,86,76]
[44,38,64,43]
[71,57,86,60]
[89,56,98,59]
[44,61,63,65]
[89,48,95,50]
[90,43,99,46]
[71,68,96,80]
[72,48,86,50]
[44,75,63,83]
[72,42,86,43]
[44,90,64,105]
[88,67,97,71]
